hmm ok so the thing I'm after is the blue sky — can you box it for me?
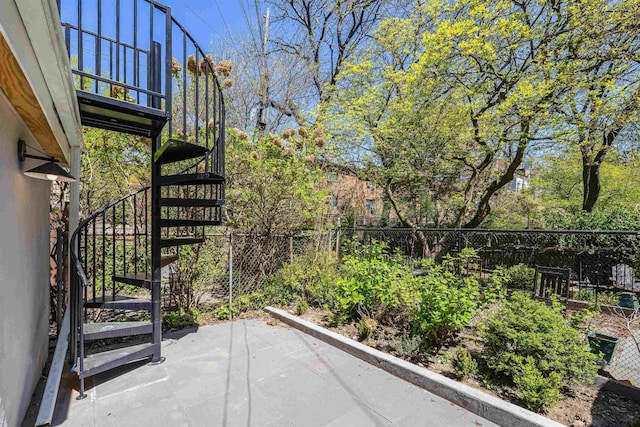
[163,0,260,48]
[60,0,262,52]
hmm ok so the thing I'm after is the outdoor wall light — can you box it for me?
[17,140,76,182]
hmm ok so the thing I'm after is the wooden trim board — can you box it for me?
[0,30,65,160]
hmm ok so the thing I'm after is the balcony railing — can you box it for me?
[59,0,225,178]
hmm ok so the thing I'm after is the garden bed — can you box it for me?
[178,240,640,426]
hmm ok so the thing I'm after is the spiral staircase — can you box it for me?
[61,0,225,398]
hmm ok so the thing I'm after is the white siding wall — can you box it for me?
[0,91,51,427]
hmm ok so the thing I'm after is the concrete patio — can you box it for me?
[52,318,497,426]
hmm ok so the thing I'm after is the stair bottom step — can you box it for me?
[84,321,153,341]
[85,296,151,311]
[79,342,157,379]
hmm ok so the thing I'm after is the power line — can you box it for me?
[175,0,239,55]
[174,0,225,41]
[237,0,259,49]
[211,0,237,43]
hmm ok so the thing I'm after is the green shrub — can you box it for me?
[212,296,251,320]
[325,309,347,327]
[163,308,199,329]
[255,249,339,308]
[334,240,416,321]
[452,347,478,380]
[396,335,422,359]
[236,295,251,312]
[483,267,509,302]
[443,248,481,276]
[503,264,536,290]
[513,357,563,411]
[410,266,480,346]
[356,317,378,341]
[568,304,600,330]
[576,289,619,306]
[213,304,235,320]
[479,292,599,412]
[305,251,340,307]
[295,299,309,315]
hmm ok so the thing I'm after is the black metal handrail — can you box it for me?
[69,186,151,368]
[70,186,151,288]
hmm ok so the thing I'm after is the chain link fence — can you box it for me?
[339,227,640,388]
[161,226,640,387]
[162,230,334,311]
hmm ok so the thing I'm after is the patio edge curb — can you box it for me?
[264,306,565,427]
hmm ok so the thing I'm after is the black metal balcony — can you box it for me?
[60,0,225,178]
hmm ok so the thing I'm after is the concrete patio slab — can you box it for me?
[52,319,497,427]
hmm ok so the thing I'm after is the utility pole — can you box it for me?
[257,7,270,138]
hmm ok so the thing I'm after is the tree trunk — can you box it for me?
[463,135,528,228]
[582,158,601,212]
[384,182,430,257]
[580,128,619,212]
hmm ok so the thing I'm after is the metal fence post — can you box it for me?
[56,228,64,335]
[290,236,294,263]
[228,231,233,320]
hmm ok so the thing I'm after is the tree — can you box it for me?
[268,0,388,107]
[224,130,327,235]
[325,0,574,228]
[552,0,640,211]
[532,148,640,229]
[324,0,640,228]
[211,35,315,134]
[80,128,150,215]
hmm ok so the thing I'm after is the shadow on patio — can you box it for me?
[50,319,495,427]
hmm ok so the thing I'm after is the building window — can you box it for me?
[510,177,525,192]
[330,195,339,208]
[327,172,338,182]
[365,199,375,214]
[366,181,375,190]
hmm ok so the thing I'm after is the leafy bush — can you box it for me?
[253,249,339,308]
[479,292,599,412]
[410,265,480,346]
[503,264,536,290]
[408,249,506,347]
[212,296,251,320]
[443,248,481,276]
[305,251,340,307]
[513,358,562,411]
[576,289,620,306]
[163,308,199,329]
[483,267,509,302]
[295,299,309,315]
[568,304,600,330]
[334,240,418,322]
[356,317,378,341]
[452,347,478,380]
[396,335,422,360]
[325,309,347,327]
[541,206,640,231]
[213,304,235,320]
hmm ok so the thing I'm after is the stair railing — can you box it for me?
[69,186,151,369]
[60,0,226,178]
